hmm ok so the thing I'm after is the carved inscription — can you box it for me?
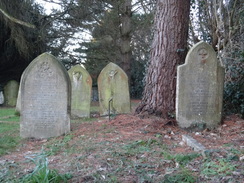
[24,66,66,130]
[176,41,225,129]
[189,74,213,115]
[198,48,209,63]
[37,61,54,78]
[20,53,71,138]
[73,71,82,88]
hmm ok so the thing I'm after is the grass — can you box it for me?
[0,108,17,116]
[162,151,200,166]
[21,150,72,183]
[0,108,19,122]
[0,106,243,182]
[0,108,20,156]
[201,158,237,177]
[45,134,75,156]
[163,168,197,183]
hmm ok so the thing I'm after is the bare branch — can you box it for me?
[0,7,36,28]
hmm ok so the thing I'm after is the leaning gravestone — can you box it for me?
[20,53,71,138]
[98,62,130,116]
[4,80,19,107]
[176,41,225,130]
[68,65,92,118]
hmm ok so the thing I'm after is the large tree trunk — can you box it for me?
[136,0,190,117]
[120,0,132,83]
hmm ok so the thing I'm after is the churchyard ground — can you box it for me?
[0,100,243,182]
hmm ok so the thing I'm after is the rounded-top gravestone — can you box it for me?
[176,41,225,130]
[20,53,71,138]
[68,64,92,118]
[98,62,130,116]
[4,80,19,107]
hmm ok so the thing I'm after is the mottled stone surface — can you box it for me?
[0,91,4,105]
[176,41,225,130]
[68,65,92,118]
[182,135,206,152]
[98,62,130,116]
[20,53,71,138]
[4,80,19,107]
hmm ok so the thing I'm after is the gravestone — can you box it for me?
[0,84,4,105]
[16,68,29,113]
[4,80,19,107]
[15,82,21,113]
[98,62,130,116]
[68,65,92,118]
[20,53,71,138]
[176,41,225,130]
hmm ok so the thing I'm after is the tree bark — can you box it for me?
[136,0,190,117]
[120,0,132,83]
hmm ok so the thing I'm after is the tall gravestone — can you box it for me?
[176,41,225,130]
[20,53,71,138]
[4,80,19,107]
[98,62,130,116]
[68,65,92,118]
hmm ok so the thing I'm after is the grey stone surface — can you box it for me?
[0,91,3,105]
[20,53,71,138]
[16,69,27,113]
[4,80,19,107]
[182,134,206,152]
[15,83,21,113]
[176,41,225,130]
[68,65,92,118]
[98,62,130,116]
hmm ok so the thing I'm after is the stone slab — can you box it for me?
[98,62,130,116]
[20,53,71,138]
[176,41,225,130]
[4,80,19,107]
[182,134,206,152]
[68,65,92,118]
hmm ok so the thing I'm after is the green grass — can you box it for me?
[0,108,19,122]
[0,106,243,182]
[0,108,17,116]
[163,168,197,183]
[45,134,75,156]
[162,151,200,166]
[21,150,72,183]
[0,108,20,156]
[201,158,237,177]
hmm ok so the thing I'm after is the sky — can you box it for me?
[35,0,91,60]
[35,0,61,14]
[34,0,146,60]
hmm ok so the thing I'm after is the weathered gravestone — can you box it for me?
[4,80,19,107]
[0,84,4,105]
[20,53,71,138]
[68,65,92,118]
[176,41,225,130]
[98,62,130,116]
[15,81,22,113]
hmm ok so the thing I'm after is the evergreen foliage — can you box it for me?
[0,0,48,84]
